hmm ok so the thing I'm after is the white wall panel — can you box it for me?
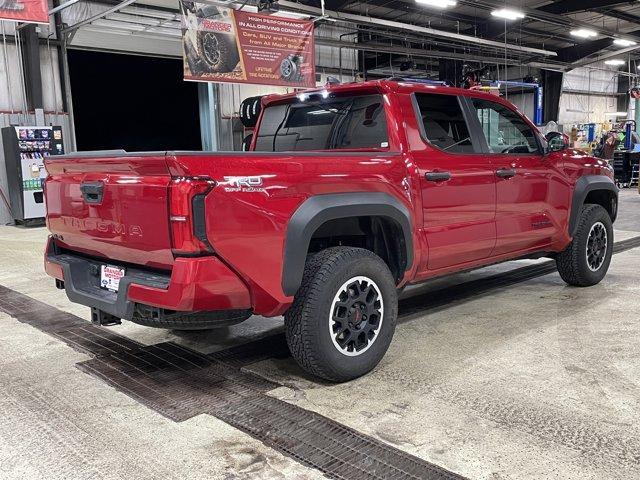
[559,63,621,125]
[40,45,65,113]
[558,93,619,125]
[563,63,619,94]
[0,41,28,112]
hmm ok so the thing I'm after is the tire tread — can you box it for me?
[557,204,612,287]
[285,247,396,382]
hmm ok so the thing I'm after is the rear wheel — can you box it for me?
[556,204,613,287]
[285,247,398,382]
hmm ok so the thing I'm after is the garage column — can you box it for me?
[19,24,44,120]
[198,82,221,152]
[541,70,563,124]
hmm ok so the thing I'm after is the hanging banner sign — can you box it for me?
[0,0,49,24]
[180,2,316,88]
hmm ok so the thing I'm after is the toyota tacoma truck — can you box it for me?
[43,80,618,382]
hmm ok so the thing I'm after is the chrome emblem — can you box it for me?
[223,176,266,193]
[224,176,263,188]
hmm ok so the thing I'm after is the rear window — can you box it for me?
[254,94,389,152]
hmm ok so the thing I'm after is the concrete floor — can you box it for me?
[1,189,640,479]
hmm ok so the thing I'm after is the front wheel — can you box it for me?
[285,247,398,382]
[556,204,614,287]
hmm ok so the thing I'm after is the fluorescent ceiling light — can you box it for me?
[614,39,637,47]
[605,112,628,117]
[415,0,457,8]
[571,29,597,38]
[273,9,311,19]
[604,59,626,66]
[490,8,525,20]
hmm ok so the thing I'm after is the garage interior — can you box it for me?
[67,49,202,151]
[2,1,640,479]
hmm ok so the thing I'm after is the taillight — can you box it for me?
[169,177,216,255]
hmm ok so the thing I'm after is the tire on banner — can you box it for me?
[198,31,240,74]
[240,96,263,128]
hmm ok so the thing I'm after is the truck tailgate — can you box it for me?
[44,153,174,270]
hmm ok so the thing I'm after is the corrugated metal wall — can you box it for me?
[558,63,621,125]
[0,20,69,225]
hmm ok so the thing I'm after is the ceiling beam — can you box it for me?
[316,37,524,65]
[279,0,558,56]
[556,38,614,62]
[374,0,577,44]
[459,0,640,42]
[572,43,640,67]
[593,7,640,26]
[538,0,635,15]
[61,0,139,33]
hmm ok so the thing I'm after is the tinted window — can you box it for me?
[472,99,540,154]
[254,94,389,151]
[414,93,475,153]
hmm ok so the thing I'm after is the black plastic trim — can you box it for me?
[80,181,104,204]
[192,193,214,252]
[47,243,170,320]
[569,175,619,236]
[281,192,414,296]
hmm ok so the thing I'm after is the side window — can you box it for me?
[414,93,476,153]
[471,99,540,155]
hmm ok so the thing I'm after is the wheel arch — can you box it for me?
[569,175,618,237]
[282,193,414,297]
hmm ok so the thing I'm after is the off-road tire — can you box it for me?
[556,204,613,287]
[284,247,398,382]
[240,96,262,128]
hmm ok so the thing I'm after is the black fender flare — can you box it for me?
[569,175,618,237]
[281,192,414,297]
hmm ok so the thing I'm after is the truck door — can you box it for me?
[467,98,559,255]
[409,92,497,274]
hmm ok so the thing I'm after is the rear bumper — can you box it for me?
[44,236,252,320]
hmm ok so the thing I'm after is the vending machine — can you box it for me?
[1,126,65,224]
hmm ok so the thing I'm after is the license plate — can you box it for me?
[100,265,125,292]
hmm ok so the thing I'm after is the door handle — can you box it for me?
[496,168,517,179]
[425,171,451,182]
[80,181,104,204]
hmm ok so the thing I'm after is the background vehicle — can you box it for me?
[44,80,618,382]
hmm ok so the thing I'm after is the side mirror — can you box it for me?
[545,131,569,153]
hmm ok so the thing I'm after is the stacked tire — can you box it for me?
[240,96,263,128]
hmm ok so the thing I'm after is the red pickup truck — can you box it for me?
[44,80,617,382]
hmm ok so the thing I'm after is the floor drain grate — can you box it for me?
[0,284,468,479]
